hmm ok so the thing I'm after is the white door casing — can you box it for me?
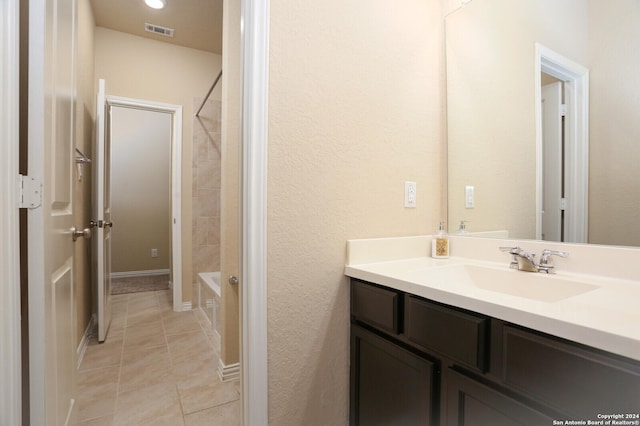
[241,0,270,423]
[102,94,184,311]
[535,44,589,244]
[28,0,79,422]
[94,79,113,342]
[0,0,22,423]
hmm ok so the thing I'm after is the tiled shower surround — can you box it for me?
[192,98,222,286]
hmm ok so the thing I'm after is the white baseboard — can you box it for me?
[218,358,240,382]
[110,269,170,278]
[76,314,96,370]
[182,301,192,311]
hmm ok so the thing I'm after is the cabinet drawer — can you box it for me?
[502,326,640,418]
[351,280,401,334]
[405,296,489,372]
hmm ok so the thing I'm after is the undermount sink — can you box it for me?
[407,264,599,303]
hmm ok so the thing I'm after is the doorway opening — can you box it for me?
[105,95,184,312]
[535,43,589,244]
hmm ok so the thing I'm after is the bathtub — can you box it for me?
[197,272,221,354]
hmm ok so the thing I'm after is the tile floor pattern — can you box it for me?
[76,289,240,425]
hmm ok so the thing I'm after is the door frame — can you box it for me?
[241,0,270,423]
[106,95,184,311]
[1,0,272,421]
[535,43,589,243]
[0,0,22,422]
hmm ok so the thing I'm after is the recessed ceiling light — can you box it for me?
[144,0,166,10]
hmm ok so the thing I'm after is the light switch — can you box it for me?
[465,185,475,208]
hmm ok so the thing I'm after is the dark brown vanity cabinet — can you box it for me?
[445,368,554,426]
[350,278,640,425]
[351,325,436,425]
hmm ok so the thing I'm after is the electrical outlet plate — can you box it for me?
[405,181,417,208]
[151,248,158,258]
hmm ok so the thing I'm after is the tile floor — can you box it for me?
[76,289,240,425]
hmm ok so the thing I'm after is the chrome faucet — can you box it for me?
[499,246,569,273]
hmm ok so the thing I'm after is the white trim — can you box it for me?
[241,0,270,424]
[218,358,241,382]
[182,301,193,311]
[105,95,184,312]
[76,314,97,370]
[0,0,22,421]
[110,269,170,278]
[535,44,589,243]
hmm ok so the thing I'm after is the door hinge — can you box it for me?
[18,174,43,209]
[560,198,567,211]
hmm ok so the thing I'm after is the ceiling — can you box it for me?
[90,0,223,54]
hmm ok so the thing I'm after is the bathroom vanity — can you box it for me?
[346,236,640,425]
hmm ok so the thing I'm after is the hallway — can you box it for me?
[76,289,240,425]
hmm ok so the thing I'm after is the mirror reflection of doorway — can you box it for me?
[109,106,173,293]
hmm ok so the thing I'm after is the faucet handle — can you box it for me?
[540,249,569,264]
[499,246,521,269]
[499,246,521,254]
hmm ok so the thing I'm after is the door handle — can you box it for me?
[228,275,239,285]
[71,227,92,241]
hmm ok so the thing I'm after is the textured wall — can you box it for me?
[110,107,172,273]
[267,0,445,423]
[192,99,222,278]
[94,27,221,302]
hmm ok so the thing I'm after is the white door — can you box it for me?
[541,82,564,242]
[93,79,113,342]
[27,0,78,423]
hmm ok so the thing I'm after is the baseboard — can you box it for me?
[218,358,240,382]
[76,314,96,370]
[110,269,170,278]
[182,301,192,311]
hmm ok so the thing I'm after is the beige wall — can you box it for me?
[219,0,241,367]
[446,0,588,238]
[110,107,172,273]
[588,0,640,246]
[74,0,95,343]
[94,27,221,301]
[266,0,445,423]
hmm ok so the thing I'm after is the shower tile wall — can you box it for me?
[192,98,222,284]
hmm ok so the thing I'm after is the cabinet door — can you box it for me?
[351,325,436,426]
[446,368,554,426]
[502,326,640,419]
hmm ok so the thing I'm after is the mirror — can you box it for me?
[446,0,640,247]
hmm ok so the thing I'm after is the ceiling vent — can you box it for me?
[144,23,175,37]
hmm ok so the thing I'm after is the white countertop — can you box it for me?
[345,236,640,362]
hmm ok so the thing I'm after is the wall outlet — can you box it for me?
[151,248,158,258]
[405,181,417,208]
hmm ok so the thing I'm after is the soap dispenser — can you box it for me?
[456,220,469,235]
[432,221,449,259]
